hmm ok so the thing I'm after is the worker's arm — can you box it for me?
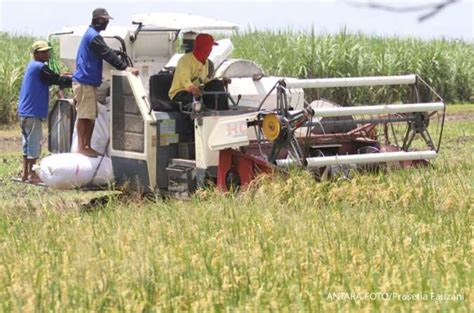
[175,59,201,97]
[90,35,128,70]
[40,65,72,88]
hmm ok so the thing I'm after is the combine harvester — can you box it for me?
[47,13,445,194]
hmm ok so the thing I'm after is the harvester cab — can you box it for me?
[47,12,445,195]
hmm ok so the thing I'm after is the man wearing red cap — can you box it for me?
[169,33,227,110]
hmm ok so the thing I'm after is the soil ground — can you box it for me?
[0,125,47,154]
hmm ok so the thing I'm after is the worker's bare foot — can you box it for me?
[78,147,103,157]
[28,173,42,184]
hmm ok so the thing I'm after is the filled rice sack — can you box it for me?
[37,153,113,189]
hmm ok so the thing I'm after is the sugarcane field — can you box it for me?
[0,2,473,311]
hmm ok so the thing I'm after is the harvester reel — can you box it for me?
[402,112,436,151]
[383,110,441,153]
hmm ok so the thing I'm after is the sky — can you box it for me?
[0,0,472,40]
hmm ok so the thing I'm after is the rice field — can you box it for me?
[0,29,472,311]
[0,105,472,311]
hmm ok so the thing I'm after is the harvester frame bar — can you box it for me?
[284,74,416,89]
[304,115,413,128]
[311,102,444,117]
[276,151,437,168]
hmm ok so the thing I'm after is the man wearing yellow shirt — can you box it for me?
[169,33,227,111]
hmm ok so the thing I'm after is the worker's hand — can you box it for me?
[62,72,72,77]
[126,67,139,76]
[187,85,202,97]
[222,77,232,85]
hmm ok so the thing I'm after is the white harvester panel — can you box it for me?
[214,59,265,79]
[110,71,157,191]
[227,77,304,110]
[132,12,239,31]
[194,110,260,170]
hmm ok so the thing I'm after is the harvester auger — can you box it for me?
[224,74,446,187]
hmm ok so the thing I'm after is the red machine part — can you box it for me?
[217,148,274,191]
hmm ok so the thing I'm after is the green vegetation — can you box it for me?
[1,30,473,125]
[232,29,474,105]
[0,33,34,124]
[0,32,62,125]
[0,107,472,311]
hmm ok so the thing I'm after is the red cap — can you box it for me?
[195,33,219,48]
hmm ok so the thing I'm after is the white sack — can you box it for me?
[71,100,110,155]
[37,153,113,189]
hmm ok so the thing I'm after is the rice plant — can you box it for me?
[0,105,472,311]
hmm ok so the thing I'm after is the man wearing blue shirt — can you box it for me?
[73,8,138,157]
[18,40,72,183]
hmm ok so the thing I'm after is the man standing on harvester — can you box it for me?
[73,8,138,157]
